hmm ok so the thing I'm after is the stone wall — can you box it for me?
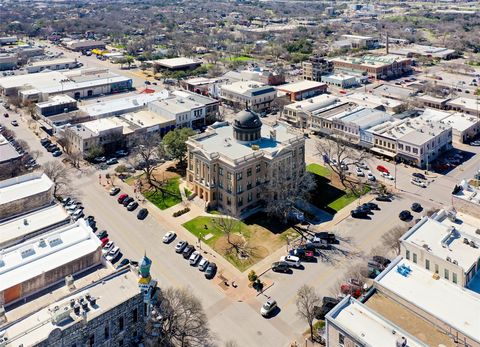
[0,187,54,221]
[453,195,480,219]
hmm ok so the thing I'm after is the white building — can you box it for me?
[420,108,480,143]
[400,209,480,290]
[220,80,277,112]
[25,58,79,73]
[321,74,359,89]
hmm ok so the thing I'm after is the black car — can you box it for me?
[137,208,148,220]
[116,258,130,269]
[359,204,374,213]
[372,255,391,267]
[96,230,108,239]
[205,262,217,279]
[314,232,336,244]
[412,172,426,180]
[399,210,412,221]
[376,194,391,202]
[40,138,51,146]
[271,261,291,273]
[122,197,134,207]
[47,145,59,152]
[127,201,139,211]
[411,202,422,212]
[182,245,195,259]
[313,297,341,320]
[365,202,380,210]
[289,249,316,261]
[351,209,368,218]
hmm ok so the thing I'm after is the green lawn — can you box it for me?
[144,178,182,210]
[223,55,252,62]
[327,186,371,212]
[182,216,248,247]
[306,163,331,178]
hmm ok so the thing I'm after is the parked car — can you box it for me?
[198,258,209,271]
[364,202,380,210]
[308,237,331,250]
[94,156,106,163]
[40,138,51,146]
[52,150,63,157]
[412,172,426,180]
[470,140,480,146]
[260,299,278,317]
[376,165,389,173]
[376,194,391,202]
[351,209,368,218]
[367,172,376,181]
[122,197,134,207]
[106,158,118,165]
[116,258,130,269]
[115,150,129,157]
[102,241,115,255]
[205,262,217,279]
[100,237,110,247]
[72,208,84,218]
[109,187,121,196]
[162,231,176,244]
[411,179,427,188]
[182,244,195,259]
[411,202,422,212]
[289,249,316,261]
[279,255,302,268]
[356,167,364,177]
[96,230,108,239]
[189,251,202,266]
[314,297,341,320]
[175,240,188,253]
[381,172,394,180]
[314,232,337,243]
[47,145,59,152]
[3,113,8,118]
[106,246,120,261]
[372,255,391,268]
[137,208,148,220]
[272,261,291,273]
[127,201,139,211]
[399,210,413,221]
[117,194,128,203]
[11,120,18,126]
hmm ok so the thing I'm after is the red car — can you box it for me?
[100,237,109,247]
[117,194,128,203]
[376,165,389,174]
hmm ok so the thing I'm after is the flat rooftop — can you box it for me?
[448,97,480,112]
[276,80,326,93]
[191,121,302,162]
[0,204,70,248]
[27,57,77,68]
[79,91,169,118]
[284,94,340,113]
[3,267,139,346]
[36,94,77,108]
[453,179,480,206]
[375,258,480,343]
[401,210,480,272]
[331,54,410,68]
[122,109,175,127]
[372,83,416,100]
[327,296,425,347]
[0,173,53,207]
[342,92,404,110]
[221,80,275,97]
[83,117,124,134]
[155,57,201,68]
[335,107,392,129]
[0,135,21,164]
[0,219,101,294]
[421,109,479,133]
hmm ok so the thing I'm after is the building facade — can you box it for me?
[220,81,277,112]
[331,55,412,80]
[186,110,305,218]
[302,56,334,82]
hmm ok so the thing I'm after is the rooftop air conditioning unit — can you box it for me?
[453,260,458,265]
[446,256,451,262]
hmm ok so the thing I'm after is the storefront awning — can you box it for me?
[370,147,396,158]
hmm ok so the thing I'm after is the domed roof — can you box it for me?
[233,109,262,130]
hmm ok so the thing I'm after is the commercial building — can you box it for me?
[326,296,425,347]
[302,55,334,82]
[0,134,22,174]
[0,68,132,102]
[343,92,407,114]
[64,40,106,52]
[276,80,327,102]
[0,267,147,347]
[331,54,412,80]
[400,209,480,291]
[447,97,480,117]
[0,54,17,71]
[36,94,78,117]
[371,83,417,101]
[390,44,457,60]
[186,110,305,218]
[16,46,44,60]
[154,57,202,71]
[0,219,102,306]
[321,74,360,89]
[452,177,480,219]
[223,69,285,86]
[416,94,451,110]
[420,108,480,143]
[0,173,54,221]
[220,80,277,112]
[337,34,379,49]
[181,77,223,95]
[0,37,17,45]
[25,58,79,74]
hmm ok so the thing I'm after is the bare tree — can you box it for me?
[146,287,213,347]
[56,131,74,155]
[296,285,321,341]
[42,161,70,197]
[315,135,370,196]
[381,225,411,255]
[132,132,165,188]
[211,215,245,255]
[69,151,83,169]
[263,168,316,224]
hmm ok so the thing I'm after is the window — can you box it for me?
[256,164,261,173]
[104,325,110,339]
[227,197,231,206]
[236,172,242,181]
[444,269,449,280]
[339,333,345,346]
[452,272,457,284]
[219,167,223,176]
[237,196,243,207]
[219,193,223,201]
[425,259,430,270]
[219,180,223,189]
[247,182,252,190]
[248,192,252,202]
[247,168,252,177]
[133,308,138,323]
[227,172,232,180]
[435,264,439,274]
[89,335,95,347]
[412,253,417,264]
[236,185,243,194]
[406,250,410,260]
[119,317,124,331]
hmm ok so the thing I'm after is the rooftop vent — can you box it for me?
[49,237,63,247]
[38,238,46,247]
[453,260,458,265]
[20,247,35,259]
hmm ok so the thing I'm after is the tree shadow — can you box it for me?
[244,212,295,235]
